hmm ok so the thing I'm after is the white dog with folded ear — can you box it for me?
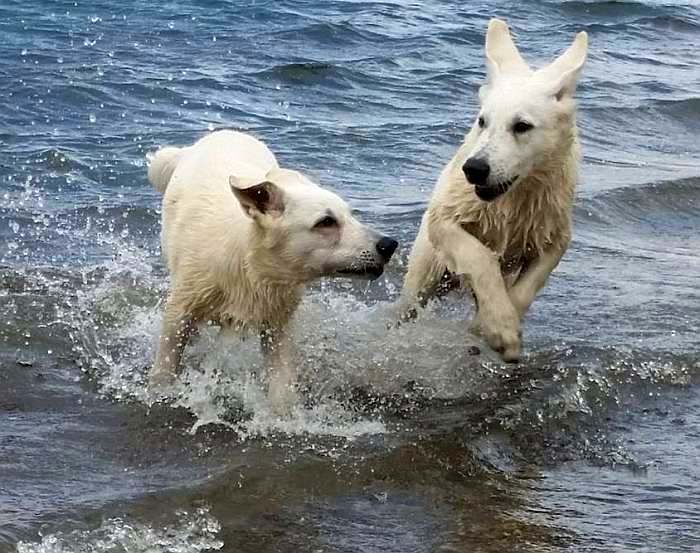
[401,18,588,362]
[146,130,398,412]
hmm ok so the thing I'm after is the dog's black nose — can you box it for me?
[376,236,398,261]
[463,157,490,186]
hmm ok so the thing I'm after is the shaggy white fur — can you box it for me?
[401,19,588,362]
[147,130,397,411]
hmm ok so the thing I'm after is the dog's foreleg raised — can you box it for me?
[428,216,521,361]
[260,324,298,414]
[509,242,568,320]
[150,296,197,388]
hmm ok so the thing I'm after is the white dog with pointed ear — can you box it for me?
[401,18,588,361]
[146,130,398,411]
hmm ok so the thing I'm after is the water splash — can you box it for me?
[58,230,698,465]
[64,233,495,439]
[16,506,223,553]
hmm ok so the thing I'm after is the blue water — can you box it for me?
[1,1,699,552]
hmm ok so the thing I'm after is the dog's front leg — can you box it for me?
[260,325,298,414]
[428,217,521,361]
[150,298,197,388]
[509,243,567,320]
[400,212,449,320]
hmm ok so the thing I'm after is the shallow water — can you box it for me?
[1,1,699,551]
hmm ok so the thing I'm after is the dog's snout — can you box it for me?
[376,236,398,262]
[463,157,490,186]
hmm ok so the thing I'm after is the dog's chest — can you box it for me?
[465,220,539,277]
[216,282,302,330]
[466,207,544,246]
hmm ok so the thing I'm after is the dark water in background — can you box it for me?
[1,0,699,551]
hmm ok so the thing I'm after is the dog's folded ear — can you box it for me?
[230,176,285,220]
[485,18,529,79]
[540,31,588,100]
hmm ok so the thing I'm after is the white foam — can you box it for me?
[17,505,223,553]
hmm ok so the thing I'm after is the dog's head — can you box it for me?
[463,19,588,201]
[230,168,398,282]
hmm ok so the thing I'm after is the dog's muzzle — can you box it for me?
[462,158,517,202]
[337,235,398,280]
[473,176,517,201]
[338,265,385,279]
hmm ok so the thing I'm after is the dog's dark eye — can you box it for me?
[477,116,486,129]
[513,121,534,134]
[314,215,338,229]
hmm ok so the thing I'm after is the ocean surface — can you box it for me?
[1,0,699,551]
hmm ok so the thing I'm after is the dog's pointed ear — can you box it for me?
[541,31,588,100]
[485,19,529,79]
[229,176,284,221]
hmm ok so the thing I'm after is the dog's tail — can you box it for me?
[146,146,185,194]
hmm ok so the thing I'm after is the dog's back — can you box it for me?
[148,131,279,280]
[148,130,277,195]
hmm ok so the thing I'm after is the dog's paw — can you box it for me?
[471,304,521,363]
[498,334,521,363]
[267,375,300,417]
[487,327,521,363]
[148,366,178,391]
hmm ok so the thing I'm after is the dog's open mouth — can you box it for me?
[337,265,384,279]
[474,176,518,201]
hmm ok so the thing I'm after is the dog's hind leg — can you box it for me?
[150,294,197,388]
[399,215,448,321]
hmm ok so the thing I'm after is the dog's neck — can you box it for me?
[515,126,578,209]
[527,123,578,190]
[217,227,304,328]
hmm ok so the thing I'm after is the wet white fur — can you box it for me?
[402,19,588,361]
[148,130,387,411]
